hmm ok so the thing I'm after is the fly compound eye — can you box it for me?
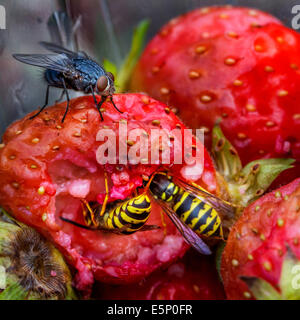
[97,75,108,92]
[107,72,115,81]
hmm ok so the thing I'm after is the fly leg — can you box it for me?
[109,95,123,114]
[29,85,51,120]
[61,79,70,123]
[89,86,104,121]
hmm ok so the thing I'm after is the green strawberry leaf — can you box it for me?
[240,276,281,300]
[102,59,118,79]
[117,19,150,92]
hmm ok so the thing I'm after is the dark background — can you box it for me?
[0,0,299,136]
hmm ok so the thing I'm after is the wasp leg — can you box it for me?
[100,171,109,216]
[55,89,66,104]
[160,210,168,236]
[29,85,51,120]
[61,79,70,123]
[89,86,104,121]
[110,96,123,114]
[81,199,98,227]
[139,225,161,231]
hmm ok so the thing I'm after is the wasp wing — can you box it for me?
[174,177,236,219]
[156,199,211,255]
[12,53,78,76]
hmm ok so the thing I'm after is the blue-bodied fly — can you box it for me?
[12,12,122,122]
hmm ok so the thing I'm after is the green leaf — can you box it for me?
[102,59,118,79]
[0,283,27,300]
[280,246,300,300]
[212,124,242,181]
[241,276,281,300]
[117,19,150,92]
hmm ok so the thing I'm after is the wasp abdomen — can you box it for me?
[103,195,152,234]
[173,191,223,238]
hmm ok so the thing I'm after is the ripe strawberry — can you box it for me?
[130,6,300,186]
[94,249,225,300]
[0,93,217,295]
[221,178,300,300]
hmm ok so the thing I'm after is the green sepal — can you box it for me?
[212,124,242,180]
[212,124,295,207]
[228,158,295,207]
[241,246,300,300]
[279,245,300,300]
[241,276,281,300]
[215,241,226,283]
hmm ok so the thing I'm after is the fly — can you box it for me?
[12,12,122,123]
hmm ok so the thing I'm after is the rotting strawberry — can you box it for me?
[221,178,300,300]
[130,6,300,186]
[94,249,225,300]
[0,93,218,296]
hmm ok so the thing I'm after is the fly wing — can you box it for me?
[12,53,77,76]
[40,41,89,58]
[156,199,212,255]
[174,177,236,220]
[40,41,77,56]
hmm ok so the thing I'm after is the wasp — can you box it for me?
[60,195,159,235]
[12,11,122,123]
[146,172,235,255]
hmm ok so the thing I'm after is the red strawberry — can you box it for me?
[0,93,217,296]
[130,6,300,186]
[94,249,225,300]
[221,178,300,300]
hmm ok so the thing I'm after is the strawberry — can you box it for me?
[94,249,225,300]
[0,93,217,296]
[221,178,300,300]
[130,6,300,186]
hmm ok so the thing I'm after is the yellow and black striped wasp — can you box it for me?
[145,171,235,255]
[60,173,159,234]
